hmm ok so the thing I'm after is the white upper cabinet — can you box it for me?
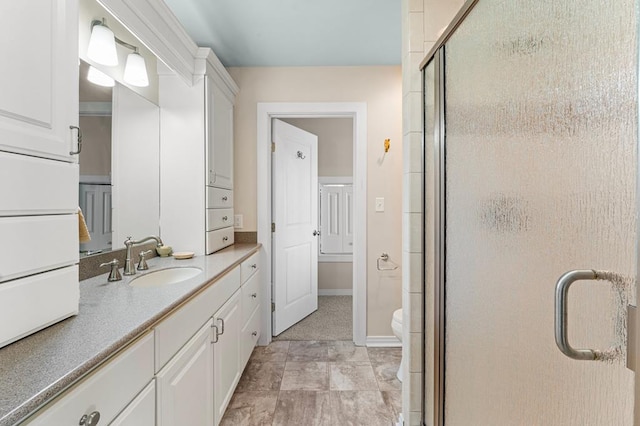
[0,0,79,162]
[207,76,234,190]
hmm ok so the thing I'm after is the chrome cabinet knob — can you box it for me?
[252,331,258,337]
[222,216,228,221]
[222,196,228,201]
[79,411,100,426]
[251,263,257,269]
[312,230,320,236]
[223,236,229,242]
[251,293,257,298]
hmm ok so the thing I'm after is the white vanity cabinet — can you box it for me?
[213,291,242,425]
[0,0,79,349]
[157,320,214,426]
[23,333,155,426]
[160,49,239,256]
[0,0,80,161]
[22,250,263,426]
[110,381,156,426]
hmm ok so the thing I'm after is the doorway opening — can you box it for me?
[272,117,354,341]
[256,102,367,346]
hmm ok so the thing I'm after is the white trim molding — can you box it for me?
[366,336,402,347]
[318,289,353,296]
[257,102,367,347]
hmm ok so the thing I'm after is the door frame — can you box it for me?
[257,102,367,346]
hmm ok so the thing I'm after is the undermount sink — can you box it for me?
[129,267,202,288]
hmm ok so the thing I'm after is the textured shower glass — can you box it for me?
[443,0,637,424]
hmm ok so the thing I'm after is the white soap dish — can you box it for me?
[173,251,195,260]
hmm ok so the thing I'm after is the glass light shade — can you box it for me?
[87,66,115,87]
[123,52,149,87]
[87,24,118,67]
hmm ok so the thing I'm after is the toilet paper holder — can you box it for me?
[377,253,398,271]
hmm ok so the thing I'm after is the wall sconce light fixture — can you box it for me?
[87,18,149,87]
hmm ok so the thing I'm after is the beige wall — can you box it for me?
[79,115,111,177]
[282,117,353,177]
[318,262,353,291]
[229,66,403,336]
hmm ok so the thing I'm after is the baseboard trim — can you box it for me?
[366,336,401,347]
[318,289,353,296]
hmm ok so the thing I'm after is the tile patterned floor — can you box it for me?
[221,341,402,426]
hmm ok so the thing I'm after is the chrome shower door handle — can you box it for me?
[554,269,605,361]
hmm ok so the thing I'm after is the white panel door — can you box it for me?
[0,0,78,162]
[272,119,318,335]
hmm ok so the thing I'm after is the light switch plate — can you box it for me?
[234,214,243,228]
[375,197,385,212]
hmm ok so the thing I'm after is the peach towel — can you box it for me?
[78,207,91,243]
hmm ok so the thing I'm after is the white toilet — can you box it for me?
[391,308,404,382]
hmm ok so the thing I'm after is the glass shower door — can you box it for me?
[439,0,637,424]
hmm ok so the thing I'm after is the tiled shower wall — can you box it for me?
[401,0,464,424]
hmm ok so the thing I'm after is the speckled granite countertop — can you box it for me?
[0,243,260,426]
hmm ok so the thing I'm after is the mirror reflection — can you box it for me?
[78,60,160,257]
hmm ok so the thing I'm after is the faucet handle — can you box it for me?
[100,259,122,282]
[137,250,153,271]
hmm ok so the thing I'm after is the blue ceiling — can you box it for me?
[163,0,401,67]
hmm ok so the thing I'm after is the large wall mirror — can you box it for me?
[78,0,162,257]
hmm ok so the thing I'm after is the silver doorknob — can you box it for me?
[313,230,320,236]
[79,411,101,425]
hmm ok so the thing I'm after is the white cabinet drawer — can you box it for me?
[240,251,259,284]
[0,215,78,283]
[241,272,260,326]
[240,306,261,369]
[154,267,240,372]
[206,227,234,254]
[0,151,78,216]
[111,380,156,426]
[24,332,154,426]
[0,265,78,348]
[206,208,234,231]
[206,187,233,208]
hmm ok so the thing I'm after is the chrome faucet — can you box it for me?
[123,235,163,275]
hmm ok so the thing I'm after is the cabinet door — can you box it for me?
[213,291,242,425]
[206,76,233,189]
[0,0,79,162]
[157,320,214,426]
[111,380,155,426]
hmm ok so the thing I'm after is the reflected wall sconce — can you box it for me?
[87,18,149,87]
[87,65,115,87]
[384,138,391,153]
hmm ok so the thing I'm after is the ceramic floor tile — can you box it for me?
[250,341,290,363]
[328,341,370,362]
[287,340,329,362]
[281,361,329,391]
[272,391,333,426]
[372,362,402,391]
[330,390,396,426]
[329,362,379,391]
[235,361,285,392]
[381,390,403,420]
[367,347,402,365]
[219,391,278,426]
